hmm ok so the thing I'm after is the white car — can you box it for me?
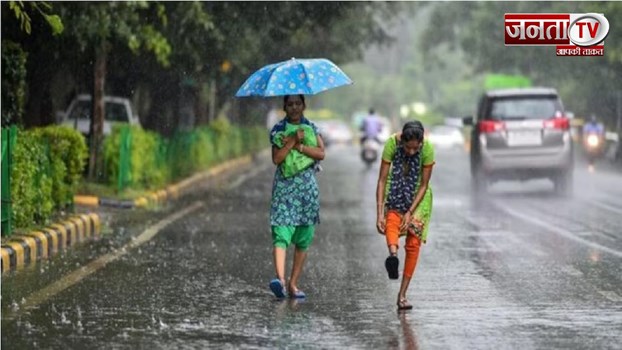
[316,120,353,145]
[427,125,465,149]
[376,116,392,143]
[57,94,140,136]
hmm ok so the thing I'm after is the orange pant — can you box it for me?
[385,210,421,278]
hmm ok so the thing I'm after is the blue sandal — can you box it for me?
[269,279,287,298]
[289,289,306,299]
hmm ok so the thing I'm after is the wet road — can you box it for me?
[2,145,622,349]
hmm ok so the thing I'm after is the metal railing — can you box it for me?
[1,126,17,236]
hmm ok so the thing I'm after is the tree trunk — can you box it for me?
[88,42,107,180]
[24,45,55,128]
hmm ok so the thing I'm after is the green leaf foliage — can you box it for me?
[7,125,87,231]
[423,2,622,125]
[30,126,88,208]
[11,131,53,228]
[57,2,171,65]
[103,124,168,191]
[102,121,268,193]
[43,14,63,35]
[7,1,63,35]
[1,41,27,127]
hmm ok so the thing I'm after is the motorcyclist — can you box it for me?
[361,108,383,144]
[583,114,605,136]
[582,114,606,167]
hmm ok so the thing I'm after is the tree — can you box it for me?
[3,2,399,137]
[422,2,622,125]
[55,2,172,179]
[6,1,63,36]
[1,1,63,127]
[105,2,398,132]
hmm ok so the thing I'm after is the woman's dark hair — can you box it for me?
[283,94,306,110]
[402,121,424,142]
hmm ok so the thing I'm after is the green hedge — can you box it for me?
[9,126,87,230]
[31,126,88,208]
[103,118,269,192]
[104,124,169,191]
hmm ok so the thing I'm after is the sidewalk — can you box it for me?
[1,152,263,275]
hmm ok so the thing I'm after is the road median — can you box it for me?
[74,153,259,209]
[1,213,101,274]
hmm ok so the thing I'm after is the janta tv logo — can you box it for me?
[505,13,610,56]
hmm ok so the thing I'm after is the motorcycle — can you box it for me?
[361,137,381,167]
[582,131,606,165]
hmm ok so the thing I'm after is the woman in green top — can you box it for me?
[269,94,325,299]
[375,121,435,310]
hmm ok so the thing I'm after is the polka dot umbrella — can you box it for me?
[235,58,353,97]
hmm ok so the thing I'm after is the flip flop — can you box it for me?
[269,279,286,299]
[385,255,399,280]
[289,289,306,299]
[397,298,413,311]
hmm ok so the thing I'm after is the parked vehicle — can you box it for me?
[463,87,573,195]
[315,119,353,146]
[57,94,140,136]
[427,125,465,150]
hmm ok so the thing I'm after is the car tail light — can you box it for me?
[543,117,569,130]
[479,120,505,133]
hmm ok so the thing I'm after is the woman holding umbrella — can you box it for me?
[375,120,435,310]
[235,58,351,299]
[268,94,325,299]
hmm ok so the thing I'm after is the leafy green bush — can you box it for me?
[103,124,124,187]
[210,116,232,162]
[131,126,167,189]
[31,126,88,208]
[104,124,168,191]
[167,130,194,180]
[102,120,270,194]
[230,127,243,157]
[11,131,53,228]
[191,127,217,171]
[9,125,87,230]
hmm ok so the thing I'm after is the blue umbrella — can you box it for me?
[235,58,353,97]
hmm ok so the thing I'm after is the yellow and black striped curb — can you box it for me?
[1,213,101,274]
[74,154,256,209]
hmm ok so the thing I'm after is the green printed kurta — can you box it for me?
[269,117,321,226]
[270,167,320,226]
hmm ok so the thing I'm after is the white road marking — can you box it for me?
[460,215,546,257]
[494,201,622,258]
[3,201,204,321]
[583,198,622,216]
[227,164,271,190]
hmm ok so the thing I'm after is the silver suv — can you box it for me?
[463,88,573,195]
